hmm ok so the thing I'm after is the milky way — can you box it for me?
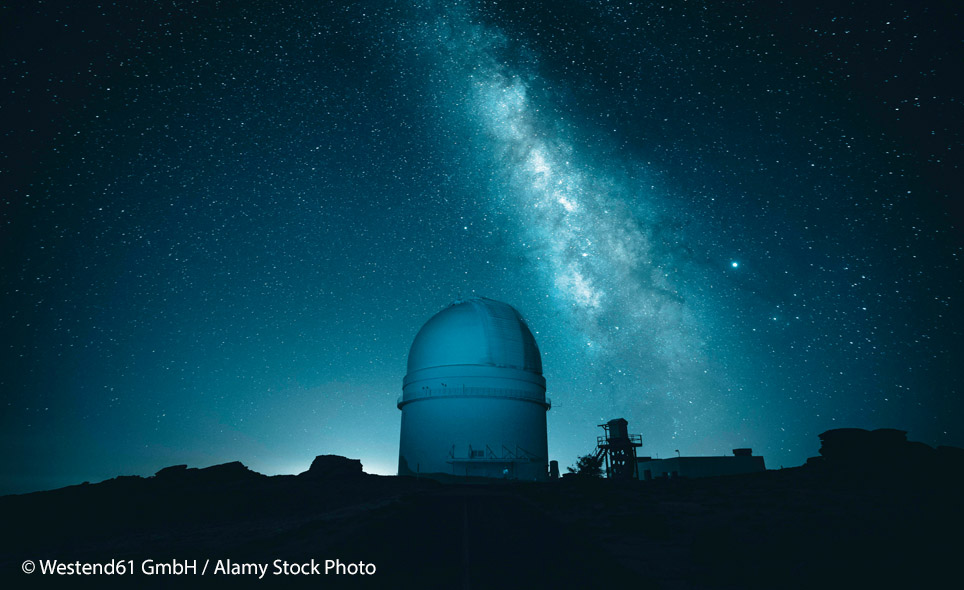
[412,3,742,447]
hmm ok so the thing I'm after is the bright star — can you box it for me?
[731,261,739,268]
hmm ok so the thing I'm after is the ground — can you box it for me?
[1,455,960,589]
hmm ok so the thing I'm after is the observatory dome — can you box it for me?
[397,297,549,481]
[407,297,542,375]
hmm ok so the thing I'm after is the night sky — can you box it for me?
[2,0,961,494]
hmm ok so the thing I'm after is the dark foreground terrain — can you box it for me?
[2,429,962,589]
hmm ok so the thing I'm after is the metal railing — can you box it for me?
[597,434,643,447]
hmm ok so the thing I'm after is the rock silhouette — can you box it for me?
[300,455,365,480]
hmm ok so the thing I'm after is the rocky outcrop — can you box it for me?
[299,455,365,479]
[153,461,263,485]
[807,428,964,478]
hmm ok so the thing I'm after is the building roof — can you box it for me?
[407,297,542,375]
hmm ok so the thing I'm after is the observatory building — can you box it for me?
[636,449,766,480]
[397,297,550,481]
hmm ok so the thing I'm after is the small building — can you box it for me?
[637,448,765,480]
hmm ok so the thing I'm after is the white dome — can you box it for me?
[406,297,542,376]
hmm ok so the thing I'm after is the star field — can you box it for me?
[1,0,961,493]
